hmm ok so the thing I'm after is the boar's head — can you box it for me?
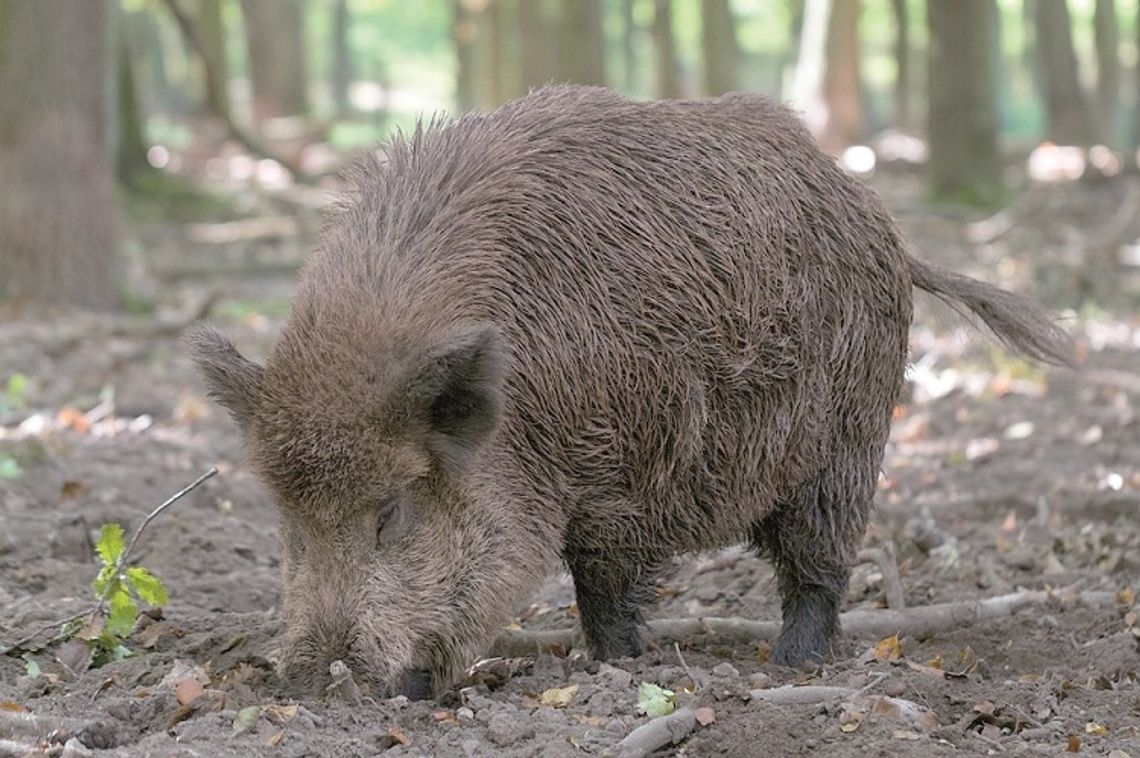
[187,317,542,698]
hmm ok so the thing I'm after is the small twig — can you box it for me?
[119,467,217,571]
[1,468,218,655]
[672,642,695,686]
[857,543,906,610]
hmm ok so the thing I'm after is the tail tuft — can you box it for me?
[909,257,1074,367]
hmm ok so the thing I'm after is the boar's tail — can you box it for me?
[908,257,1075,367]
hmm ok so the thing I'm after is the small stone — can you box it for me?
[587,691,615,717]
[568,671,593,685]
[596,663,633,688]
[747,672,772,690]
[464,694,495,712]
[456,707,475,721]
[711,662,739,679]
[462,738,481,757]
[883,679,907,698]
[486,712,535,747]
[60,738,93,758]
[1107,750,1131,758]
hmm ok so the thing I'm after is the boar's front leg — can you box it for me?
[566,550,652,659]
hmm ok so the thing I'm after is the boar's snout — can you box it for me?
[275,595,417,699]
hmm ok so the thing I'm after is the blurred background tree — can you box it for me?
[2,0,1139,311]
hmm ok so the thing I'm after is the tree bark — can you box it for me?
[820,0,863,152]
[331,0,352,117]
[0,0,122,309]
[117,16,150,186]
[1094,0,1119,147]
[926,0,1003,206]
[240,0,308,123]
[701,0,738,96]
[195,0,229,120]
[560,0,606,86]
[891,0,911,129]
[1034,0,1090,145]
[652,0,680,98]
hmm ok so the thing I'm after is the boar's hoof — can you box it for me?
[771,628,834,668]
[395,668,434,701]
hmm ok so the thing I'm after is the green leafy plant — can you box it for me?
[80,523,170,663]
[1,468,217,668]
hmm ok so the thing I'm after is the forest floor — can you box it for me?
[0,167,1138,757]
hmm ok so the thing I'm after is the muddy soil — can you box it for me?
[1,173,1138,757]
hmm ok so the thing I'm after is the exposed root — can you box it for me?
[491,587,1118,658]
[606,706,696,758]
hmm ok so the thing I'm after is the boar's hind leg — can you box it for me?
[567,552,653,660]
[753,474,869,667]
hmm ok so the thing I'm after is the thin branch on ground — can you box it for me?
[857,543,906,610]
[1,468,218,655]
[490,587,1119,658]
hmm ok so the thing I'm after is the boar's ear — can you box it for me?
[185,325,264,428]
[409,324,505,469]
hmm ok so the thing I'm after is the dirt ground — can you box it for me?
[1,169,1138,757]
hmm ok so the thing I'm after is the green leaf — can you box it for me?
[232,705,261,735]
[0,456,20,479]
[7,373,28,405]
[126,566,168,606]
[636,682,676,718]
[96,523,125,565]
[24,658,41,678]
[105,588,138,638]
[92,565,117,597]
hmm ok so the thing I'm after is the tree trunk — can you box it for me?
[1034,0,1090,145]
[0,0,122,309]
[560,0,605,86]
[195,0,229,120]
[621,0,637,92]
[926,0,1003,206]
[701,0,738,95]
[117,17,150,186]
[891,0,911,129]
[819,0,863,152]
[1093,0,1119,147]
[652,0,680,98]
[518,0,560,92]
[331,0,352,117]
[454,0,478,111]
[240,0,308,123]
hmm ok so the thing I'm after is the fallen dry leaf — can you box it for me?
[1084,722,1107,736]
[1117,586,1135,607]
[0,701,29,712]
[1067,734,1080,752]
[263,704,298,726]
[265,730,285,747]
[56,406,90,433]
[432,710,458,723]
[973,700,996,717]
[871,635,902,662]
[174,677,204,706]
[539,684,579,708]
[388,725,410,746]
[1000,510,1018,532]
[694,707,716,726]
[925,654,943,670]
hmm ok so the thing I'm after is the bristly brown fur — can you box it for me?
[188,85,1072,696]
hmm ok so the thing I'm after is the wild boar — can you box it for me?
[189,84,1072,697]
